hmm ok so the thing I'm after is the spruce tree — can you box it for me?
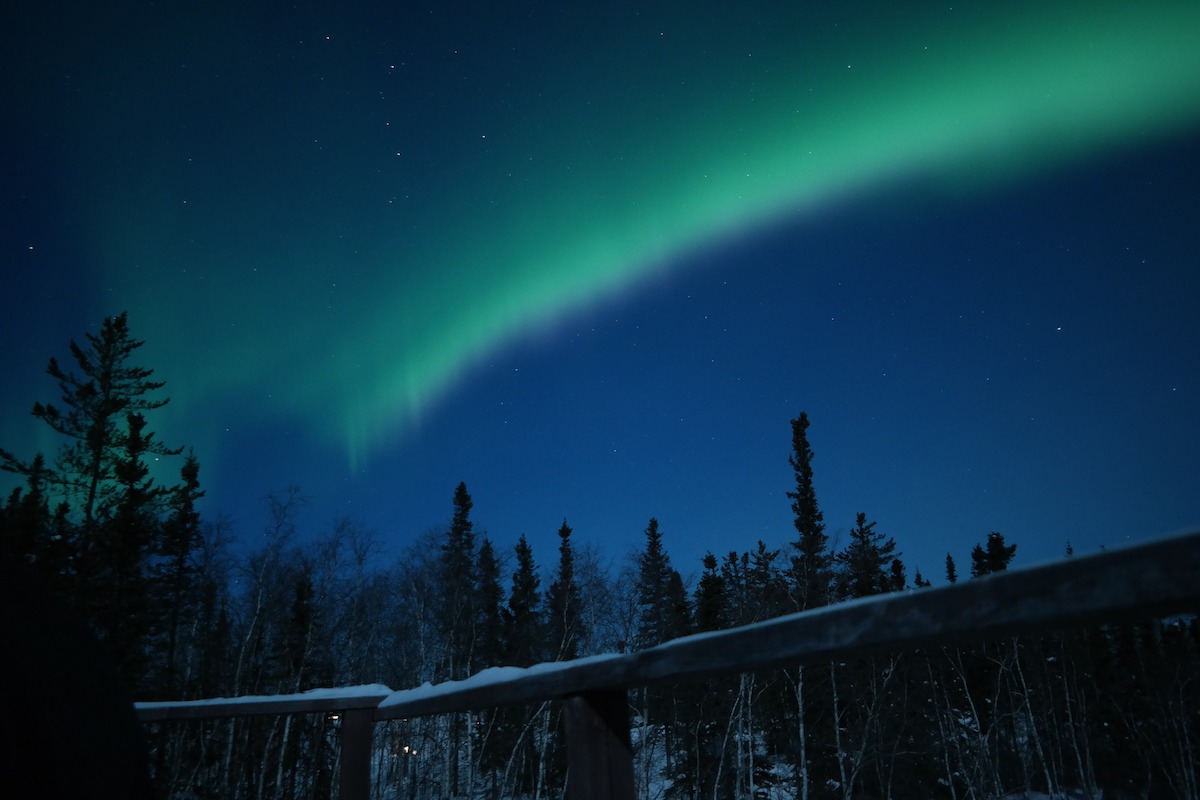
[662,566,700,797]
[721,550,751,626]
[501,535,547,796]
[945,553,959,584]
[664,569,693,641]
[835,513,899,599]
[635,517,675,648]
[1,313,183,563]
[747,540,790,622]
[969,532,1017,578]
[0,454,55,574]
[471,535,507,792]
[690,552,735,799]
[0,313,188,691]
[437,482,477,679]
[430,486,481,797]
[546,519,583,660]
[889,557,907,592]
[786,412,829,610]
[474,537,504,670]
[3,312,181,529]
[152,452,204,697]
[99,410,171,683]
[504,534,543,667]
[544,520,584,795]
[630,522,693,794]
[694,552,727,633]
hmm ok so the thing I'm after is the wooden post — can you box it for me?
[563,689,636,800]
[340,708,375,800]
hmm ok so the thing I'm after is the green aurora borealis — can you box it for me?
[44,1,1200,463]
[5,0,1200,564]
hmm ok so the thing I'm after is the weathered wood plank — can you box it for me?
[133,531,1199,800]
[563,690,636,800]
[339,708,375,800]
[635,528,1200,685]
[138,531,1200,724]
[374,656,638,719]
[136,687,391,721]
[374,530,1200,719]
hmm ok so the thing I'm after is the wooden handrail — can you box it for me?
[135,685,392,722]
[136,529,1200,800]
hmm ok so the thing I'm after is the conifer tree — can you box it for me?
[786,412,829,610]
[2,314,183,566]
[835,513,899,599]
[0,313,188,691]
[969,532,1017,578]
[631,526,694,796]
[0,454,56,574]
[473,533,507,786]
[689,553,735,799]
[501,535,547,795]
[194,521,234,700]
[437,482,477,679]
[747,540,790,622]
[474,537,504,670]
[99,410,172,683]
[1,312,182,530]
[546,519,583,660]
[542,521,585,795]
[664,569,693,642]
[504,534,544,667]
[779,418,833,800]
[694,552,727,633]
[661,565,701,797]
[945,553,959,584]
[635,517,675,648]
[429,485,480,800]
[152,452,204,696]
[721,550,751,626]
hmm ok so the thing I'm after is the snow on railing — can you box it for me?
[136,529,1200,800]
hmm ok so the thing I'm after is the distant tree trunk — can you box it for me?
[793,666,810,800]
[463,710,475,799]
[1056,635,1097,798]
[737,673,756,800]
[714,685,739,800]
[947,645,1000,797]
[1007,638,1055,794]
[273,715,293,799]
[830,661,851,800]
[925,653,960,800]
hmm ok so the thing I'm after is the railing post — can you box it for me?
[340,708,374,800]
[562,689,636,800]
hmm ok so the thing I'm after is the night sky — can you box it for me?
[4,0,1199,580]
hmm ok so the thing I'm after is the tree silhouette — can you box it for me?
[787,412,829,610]
[970,532,1017,578]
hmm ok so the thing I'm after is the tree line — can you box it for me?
[1,314,1196,800]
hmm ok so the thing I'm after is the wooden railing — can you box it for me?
[136,530,1200,800]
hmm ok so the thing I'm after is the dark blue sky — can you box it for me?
[314,135,1200,575]
[3,0,1198,581]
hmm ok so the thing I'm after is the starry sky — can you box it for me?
[4,0,1199,581]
